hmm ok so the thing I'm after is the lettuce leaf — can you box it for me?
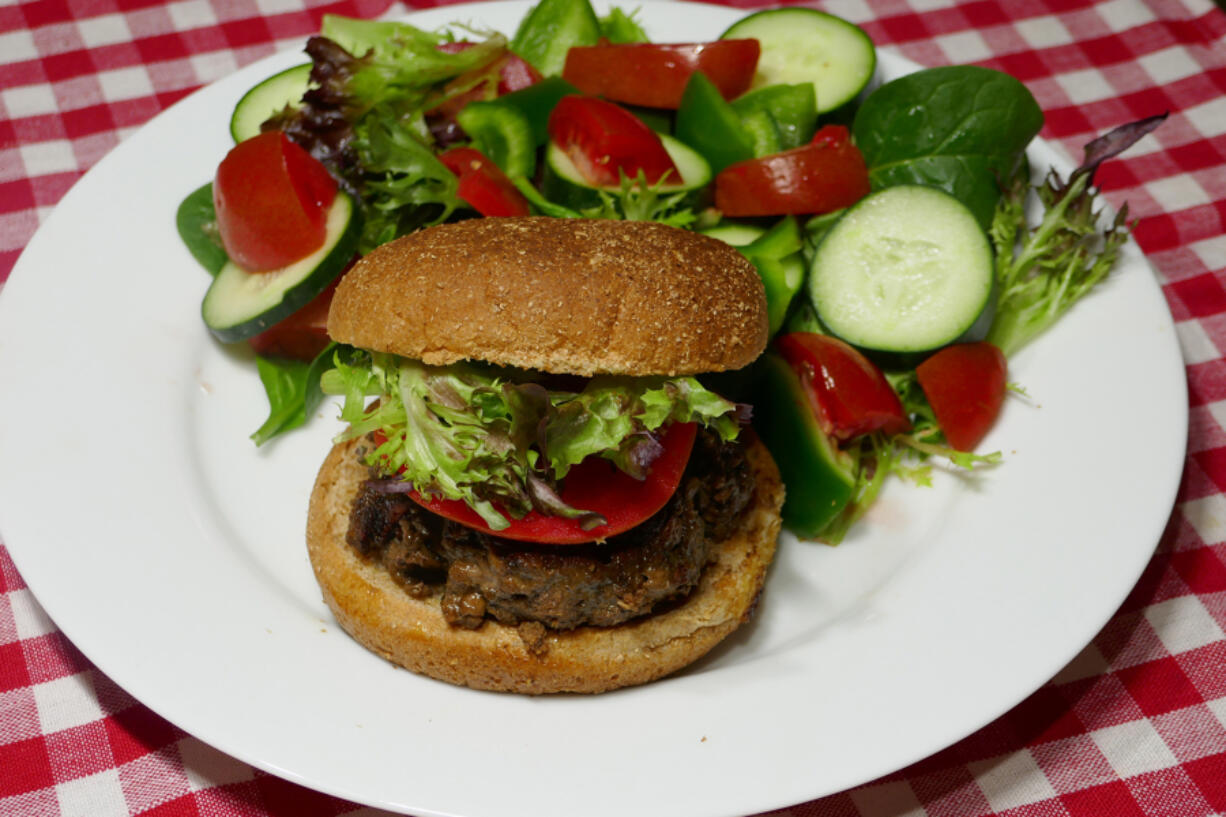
[268,17,509,251]
[320,352,743,529]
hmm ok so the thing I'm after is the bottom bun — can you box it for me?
[306,434,785,694]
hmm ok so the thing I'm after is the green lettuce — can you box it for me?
[268,17,510,251]
[320,352,742,530]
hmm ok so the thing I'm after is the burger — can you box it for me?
[306,216,784,694]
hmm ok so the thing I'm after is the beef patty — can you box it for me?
[344,428,756,631]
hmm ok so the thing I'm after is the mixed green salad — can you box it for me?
[176,0,1163,544]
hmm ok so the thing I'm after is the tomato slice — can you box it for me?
[714,125,870,217]
[776,332,910,441]
[915,342,1007,451]
[439,147,532,217]
[213,131,337,272]
[547,95,679,186]
[562,40,759,110]
[409,421,698,544]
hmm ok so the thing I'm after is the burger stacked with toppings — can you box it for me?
[306,216,784,694]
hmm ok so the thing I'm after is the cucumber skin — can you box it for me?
[540,134,712,211]
[809,185,995,359]
[202,193,361,343]
[229,63,312,144]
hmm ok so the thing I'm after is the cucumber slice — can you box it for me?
[202,192,360,343]
[809,185,994,356]
[722,8,875,114]
[540,133,712,210]
[229,63,312,143]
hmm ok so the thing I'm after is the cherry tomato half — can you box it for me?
[439,147,532,217]
[714,125,870,217]
[562,40,760,110]
[915,342,1007,451]
[408,420,698,544]
[547,94,679,186]
[213,131,336,272]
[776,332,910,441]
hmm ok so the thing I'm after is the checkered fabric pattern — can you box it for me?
[2,0,1224,815]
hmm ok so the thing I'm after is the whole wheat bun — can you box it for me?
[306,434,785,694]
[326,216,769,376]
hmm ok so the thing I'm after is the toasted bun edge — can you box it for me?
[305,433,784,694]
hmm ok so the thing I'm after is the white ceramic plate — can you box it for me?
[0,3,1187,816]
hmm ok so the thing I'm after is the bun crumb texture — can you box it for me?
[326,217,770,376]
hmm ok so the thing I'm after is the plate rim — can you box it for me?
[0,3,1189,816]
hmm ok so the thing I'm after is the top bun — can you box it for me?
[327,217,768,376]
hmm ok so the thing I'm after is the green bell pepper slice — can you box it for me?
[754,353,857,538]
[741,216,805,335]
[456,101,536,178]
[675,72,755,175]
[738,107,783,157]
[732,84,819,150]
[495,76,579,146]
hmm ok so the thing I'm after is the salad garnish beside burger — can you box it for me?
[176,0,1165,693]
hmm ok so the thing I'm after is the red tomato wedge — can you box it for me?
[439,147,532,217]
[247,278,338,361]
[776,332,910,441]
[562,40,759,109]
[714,125,870,217]
[915,342,1008,451]
[213,131,337,272]
[409,421,698,544]
[547,95,679,186]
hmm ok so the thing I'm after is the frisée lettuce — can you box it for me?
[319,351,745,530]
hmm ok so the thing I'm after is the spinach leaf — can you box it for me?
[175,182,227,276]
[251,343,358,445]
[852,66,1043,228]
[252,355,312,445]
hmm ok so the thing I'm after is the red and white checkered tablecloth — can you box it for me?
[2,0,1224,814]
